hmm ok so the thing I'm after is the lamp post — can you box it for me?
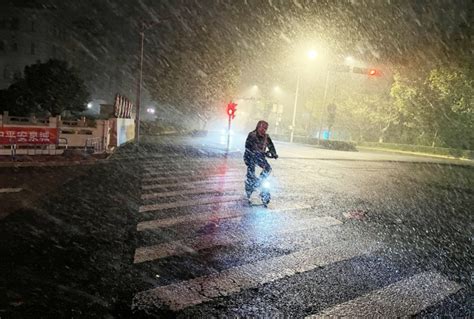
[290,50,317,143]
[135,19,166,145]
[316,56,353,143]
[317,69,330,144]
[290,71,300,143]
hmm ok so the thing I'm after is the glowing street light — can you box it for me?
[345,55,355,65]
[87,102,93,109]
[147,107,155,114]
[307,50,318,60]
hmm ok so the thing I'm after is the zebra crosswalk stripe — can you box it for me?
[137,210,246,230]
[133,216,342,263]
[142,172,243,183]
[141,185,241,200]
[136,204,313,230]
[142,178,244,191]
[132,240,380,311]
[143,167,242,176]
[306,271,462,318]
[139,194,244,212]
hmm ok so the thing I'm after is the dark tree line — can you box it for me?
[0,59,89,117]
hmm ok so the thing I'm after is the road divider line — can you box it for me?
[306,271,462,318]
[132,239,380,311]
[133,216,342,263]
[0,188,23,193]
[139,194,244,213]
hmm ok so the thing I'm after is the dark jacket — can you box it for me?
[244,130,277,160]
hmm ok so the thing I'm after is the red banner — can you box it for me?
[0,127,59,145]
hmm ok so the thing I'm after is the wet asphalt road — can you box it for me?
[0,137,472,318]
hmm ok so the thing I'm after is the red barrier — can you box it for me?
[0,127,59,145]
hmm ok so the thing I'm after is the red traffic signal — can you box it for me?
[226,102,237,119]
[368,68,382,76]
[353,67,381,77]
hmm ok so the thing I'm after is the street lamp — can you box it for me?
[317,69,330,144]
[135,19,167,145]
[307,50,318,60]
[345,55,355,65]
[290,50,317,143]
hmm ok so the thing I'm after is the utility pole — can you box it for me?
[135,19,169,145]
[290,70,300,143]
[135,26,145,145]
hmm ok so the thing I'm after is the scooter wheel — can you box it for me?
[260,192,271,207]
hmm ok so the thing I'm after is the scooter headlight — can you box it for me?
[262,181,271,189]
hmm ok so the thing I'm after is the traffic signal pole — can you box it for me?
[226,114,231,152]
[225,101,237,153]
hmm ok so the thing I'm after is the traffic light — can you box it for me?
[368,68,381,76]
[353,67,381,76]
[226,102,237,119]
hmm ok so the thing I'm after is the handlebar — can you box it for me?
[265,151,278,159]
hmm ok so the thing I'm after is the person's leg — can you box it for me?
[245,159,257,198]
[256,156,272,180]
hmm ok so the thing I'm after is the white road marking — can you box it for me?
[0,188,23,193]
[137,204,315,231]
[137,210,246,231]
[142,160,236,171]
[142,172,243,183]
[134,216,342,263]
[141,185,242,200]
[132,240,380,311]
[139,194,244,213]
[142,178,244,191]
[143,167,242,175]
[306,271,462,318]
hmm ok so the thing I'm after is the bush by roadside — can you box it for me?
[359,142,474,160]
[140,121,182,135]
[272,134,357,152]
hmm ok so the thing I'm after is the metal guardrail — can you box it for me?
[58,137,68,150]
[84,137,104,154]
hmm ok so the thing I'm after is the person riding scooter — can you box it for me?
[244,120,278,200]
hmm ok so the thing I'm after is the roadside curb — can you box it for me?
[0,152,114,168]
[357,146,474,163]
